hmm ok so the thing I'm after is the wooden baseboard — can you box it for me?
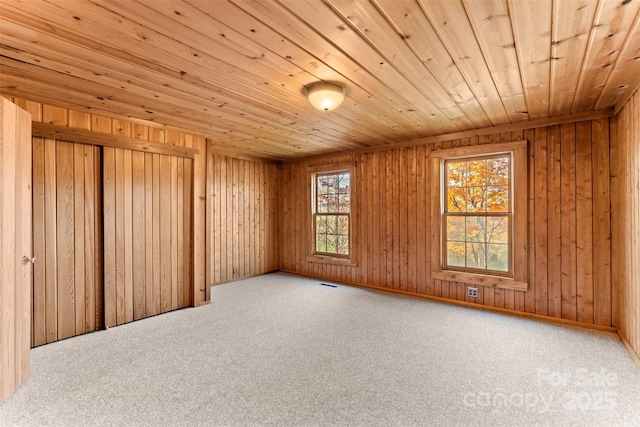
[280,270,618,334]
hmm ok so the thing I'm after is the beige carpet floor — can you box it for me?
[1,272,639,426]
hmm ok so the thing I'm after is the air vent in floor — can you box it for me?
[319,283,338,288]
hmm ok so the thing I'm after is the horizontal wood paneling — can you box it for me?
[611,90,640,360]
[281,120,613,327]
[207,153,280,285]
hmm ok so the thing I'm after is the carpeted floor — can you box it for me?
[1,272,639,426]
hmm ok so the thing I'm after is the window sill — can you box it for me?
[307,254,357,267]
[432,270,528,291]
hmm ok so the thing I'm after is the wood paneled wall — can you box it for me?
[206,154,280,288]
[103,147,192,328]
[612,90,640,360]
[281,119,613,327]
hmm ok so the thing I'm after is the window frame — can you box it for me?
[431,141,528,291]
[307,162,357,266]
[442,153,513,277]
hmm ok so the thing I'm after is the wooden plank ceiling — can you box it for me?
[1,0,639,160]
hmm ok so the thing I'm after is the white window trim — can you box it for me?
[430,140,528,291]
[306,162,358,267]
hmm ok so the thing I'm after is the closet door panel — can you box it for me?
[103,150,192,326]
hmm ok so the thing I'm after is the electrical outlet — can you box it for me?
[233,267,239,275]
[467,287,478,298]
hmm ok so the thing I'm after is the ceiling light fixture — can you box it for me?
[306,82,345,111]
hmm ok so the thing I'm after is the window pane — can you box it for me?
[336,234,349,255]
[338,173,350,192]
[316,215,327,234]
[316,233,327,253]
[446,216,465,241]
[337,215,349,234]
[447,161,466,187]
[466,216,486,242]
[487,186,509,212]
[466,242,486,269]
[466,187,486,212]
[447,187,466,212]
[466,159,487,187]
[325,234,338,254]
[447,241,466,267]
[487,216,508,243]
[317,176,331,195]
[487,156,509,186]
[338,194,350,213]
[317,194,329,213]
[487,243,509,272]
[323,195,338,213]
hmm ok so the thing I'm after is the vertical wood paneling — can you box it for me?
[575,121,594,323]
[103,151,193,327]
[114,148,125,325]
[560,124,577,321]
[524,128,536,314]
[32,138,102,338]
[281,119,614,328]
[534,127,549,316]
[55,142,76,340]
[19,96,204,343]
[73,144,86,334]
[592,118,611,327]
[103,147,116,328]
[132,151,145,320]
[31,136,46,346]
[206,154,280,285]
[612,89,640,359]
[144,153,154,316]
[547,126,562,318]
[152,153,161,315]
[123,149,134,323]
[192,137,206,305]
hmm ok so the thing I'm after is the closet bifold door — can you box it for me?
[102,148,192,327]
[31,139,102,346]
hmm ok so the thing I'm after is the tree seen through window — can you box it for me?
[444,155,511,274]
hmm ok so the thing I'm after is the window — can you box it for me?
[313,170,351,256]
[444,154,511,275]
[431,141,528,290]
[307,163,357,266]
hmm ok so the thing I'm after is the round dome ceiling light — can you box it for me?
[306,82,345,111]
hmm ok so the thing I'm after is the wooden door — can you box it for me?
[0,97,32,402]
[102,148,192,327]
[31,138,102,345]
